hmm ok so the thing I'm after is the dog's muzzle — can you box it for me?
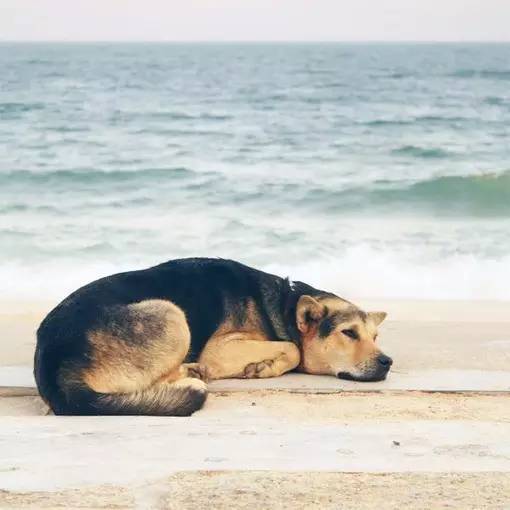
[337,354,393,382]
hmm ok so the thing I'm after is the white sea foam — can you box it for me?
[265,247,510,301]
[3,246,510,302]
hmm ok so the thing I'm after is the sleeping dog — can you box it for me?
[34,257,392,415]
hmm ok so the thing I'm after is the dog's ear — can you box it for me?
[296,295,325,334]
[368,311,387,326]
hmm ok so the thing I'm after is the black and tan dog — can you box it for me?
[34,257,392,416]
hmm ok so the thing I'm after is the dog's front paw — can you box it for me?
[183,363,210,382]
[243,359,273,378]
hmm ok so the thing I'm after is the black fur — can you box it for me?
[318,315,336,338]
[34,257,333,415]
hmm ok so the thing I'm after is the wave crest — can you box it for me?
[391,145,453,159]
[306,171,510,217]
[1,168,509,218]
[452,69,510,80]
[0,167,197,186]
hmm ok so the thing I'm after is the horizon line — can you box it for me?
[1,39,510,44]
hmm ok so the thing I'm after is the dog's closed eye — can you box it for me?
[342,329,359,340]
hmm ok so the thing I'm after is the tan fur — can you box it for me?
[197,297,298,379]
[77,293,385,399]
[298,295,387,378]
[199,333,300,380]
[94,376,207,416]
[180,363,211,381]
[296,295,324,333]
[171,377,207,392]
[209,298,269,340]
[156,364,187,384]
[317,296,356,314]
[82,299,190,394]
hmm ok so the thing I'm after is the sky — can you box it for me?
[1,0,509,42]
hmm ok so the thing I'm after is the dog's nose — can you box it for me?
[377,354,393,369]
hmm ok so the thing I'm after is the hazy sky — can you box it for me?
[1,0,509,42]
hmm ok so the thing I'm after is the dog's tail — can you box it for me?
[71,378,208,416]
[35,338,207,416]
[35,312,207,416]
[48,375,208,416]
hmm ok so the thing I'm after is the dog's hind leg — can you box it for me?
[198,334,300,380]
[58,299,207,415]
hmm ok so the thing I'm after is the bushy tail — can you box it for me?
[46,376,207,416]
[84,378,208,416]
[35,317,207,416]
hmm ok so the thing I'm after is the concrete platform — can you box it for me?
[2,301,509,507]
[1,416,509,491]
[211,370,510,393]
[2,366,510,396]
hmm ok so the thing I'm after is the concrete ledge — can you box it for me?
[2,366,510,396]
[210,370,510,393]
[1,417,509,491]
[0,387,39,397]
[0,366,38,396]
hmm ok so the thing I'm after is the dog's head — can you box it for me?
[296,295,391,381]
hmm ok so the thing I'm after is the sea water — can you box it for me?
[1,43,509,300]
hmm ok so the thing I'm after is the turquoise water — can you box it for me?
[1,43,509,299]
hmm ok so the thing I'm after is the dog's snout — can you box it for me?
[377,354,393,369]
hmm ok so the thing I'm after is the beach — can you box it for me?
[1,298,509,508]
[1,40,510,508]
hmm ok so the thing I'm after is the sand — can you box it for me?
[1,298,510,509]
[2,391,510,422]
[2,472,510,510]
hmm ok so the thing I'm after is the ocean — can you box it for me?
[1,43,509,300]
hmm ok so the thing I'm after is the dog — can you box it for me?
[34,257,391,416]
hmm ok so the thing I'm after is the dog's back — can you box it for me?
[34,258,286,415]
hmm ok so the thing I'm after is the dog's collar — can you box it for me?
[282,278,302,344]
